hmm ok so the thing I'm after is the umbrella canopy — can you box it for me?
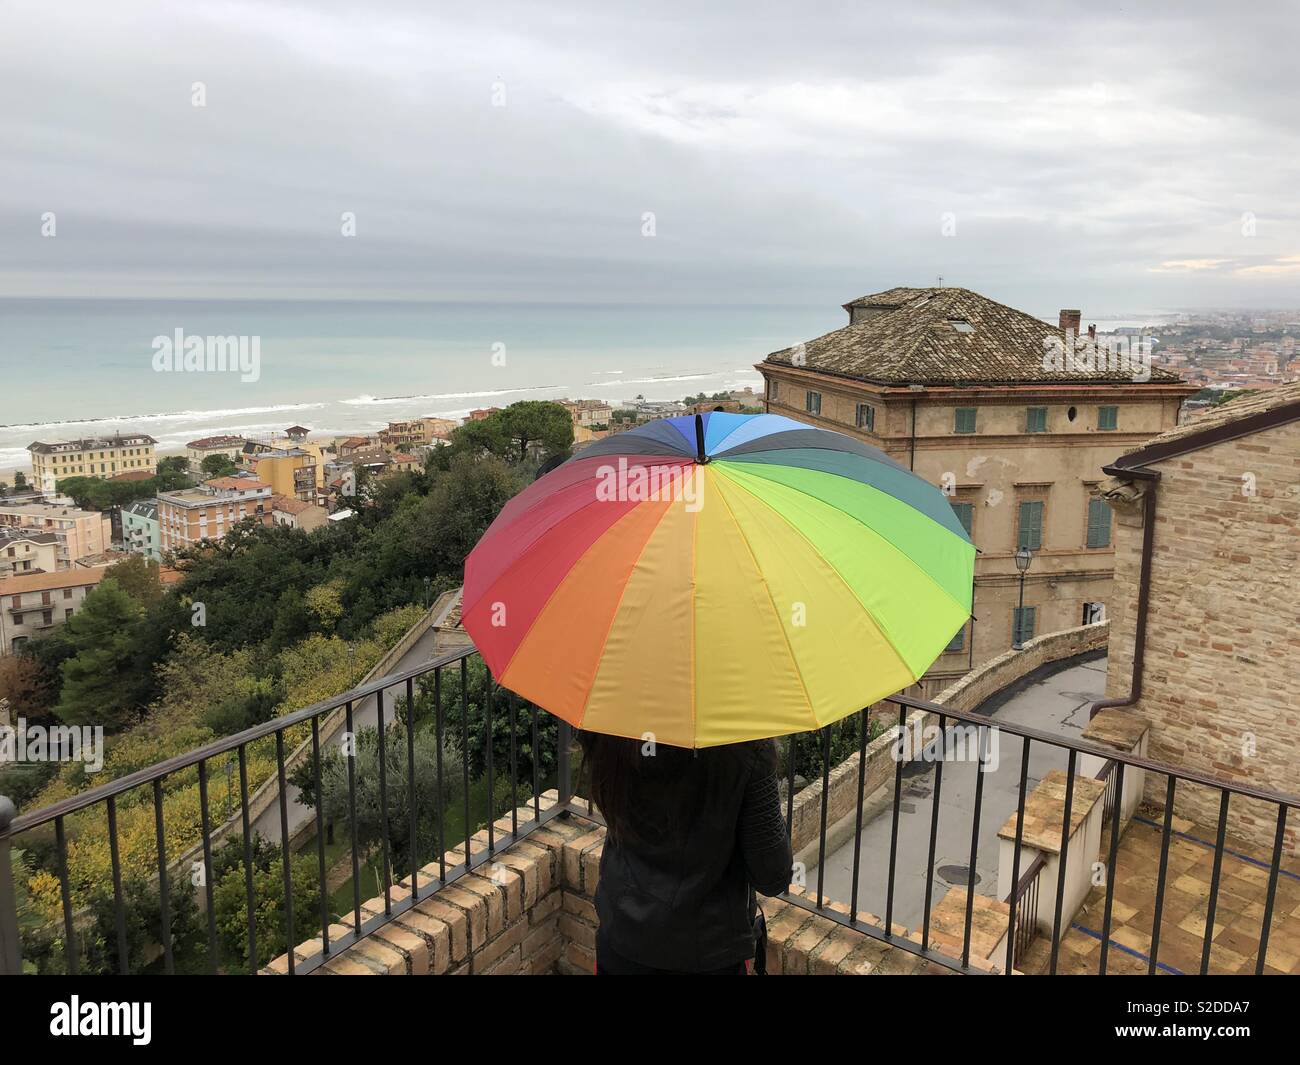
[462,412,974,748]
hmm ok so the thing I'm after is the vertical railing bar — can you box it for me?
[1199,789,1230,975]
[275,730,295,975]
[785,734,796,848]
[238,744,257,974]
[1048,748,1077,975]
[376,686,392,914]
[106,795,128,974]
[54,815,76,975]
[849,707,870,924]
[153,778,173,974]
[1148,776,1177,975]
[197,760,219,973]
[313,717,331,955]
[960,725,988,968]
[433,670,447,881]
[1255,804,1288,975]
[509,696,519,837]
[816,726,831,909]
[530,704,541,826]
[461,658,472,869]
[346,701,361,934]
[1004,736,1031,975]
[405,677,418,900]
[1097,758,1126,975]
[485,677,495,854]
[885,702,906,936]
[921,711,946,952]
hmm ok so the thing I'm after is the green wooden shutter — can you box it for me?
[1086,498,1111,548]
[1013,606,1036,645]
[1098,406,1118,430]
[1026,407,1047,433]
[1018,501,1043,550]
[954,408,977,433]
[950,501,974,536]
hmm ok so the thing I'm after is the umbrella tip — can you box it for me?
[694,412,708,464]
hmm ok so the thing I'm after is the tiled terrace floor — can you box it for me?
[1022,809,1300,975]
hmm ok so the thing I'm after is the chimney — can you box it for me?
[1059,309,1081,335]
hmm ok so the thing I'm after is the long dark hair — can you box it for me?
[577,731,778,845]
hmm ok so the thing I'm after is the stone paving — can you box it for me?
[1022,810,1300,975]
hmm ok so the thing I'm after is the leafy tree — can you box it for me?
[107,554,164,607]
[0,651,57,719]
[14,471,27,490]
[201,453,239,478]
[302,724,465,881]
[212,841,321,969]
[55,579,148,730]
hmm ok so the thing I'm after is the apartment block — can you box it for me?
[0,567,107,654]
[156,477,272,553]
[184,435,247,471]
[0,503,112,566]
[0,531,61,578]
[26,434,157,493]
[121,500,162,561]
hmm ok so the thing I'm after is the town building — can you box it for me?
[1099,381,1300,854]
[0,531,61,578]
[758,286,1195,694]
[270,494,328,532]
[0,503,112,566]
[184,435,247,472]
[121,500,162,561]
[337,435,374,458]
[468,407,501,421]
[239,445,318,502]
[156,476,272,553]
[378,417,458,450]
[559,399,614,429]
[0,567,108,654]
[26,434,157,493]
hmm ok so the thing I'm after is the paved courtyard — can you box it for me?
[1024,811,1300,975]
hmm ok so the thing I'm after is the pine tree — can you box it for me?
[56,579,147,731]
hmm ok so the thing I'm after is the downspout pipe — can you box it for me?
[1088,463,1160,719]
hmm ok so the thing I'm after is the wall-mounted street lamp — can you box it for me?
[1013,546,1034,650]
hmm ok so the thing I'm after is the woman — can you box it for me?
[578,731,793,975]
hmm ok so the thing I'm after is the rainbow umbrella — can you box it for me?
[462,412,974,748]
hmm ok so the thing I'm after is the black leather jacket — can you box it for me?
[593,739,793,972]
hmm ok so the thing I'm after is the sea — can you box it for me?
[0,298,1176,473]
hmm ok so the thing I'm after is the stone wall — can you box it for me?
[1105,420,1300,853]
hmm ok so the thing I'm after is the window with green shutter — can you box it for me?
[946,625,966,653]
[806,391,822,415]
[1086,498,1112,548]
[954,407,977,434]
[950,501,974,537]
[770,380,779,401]
[855,403,875,431]
[1098,405,1118,430]
[1026,407,1047,433]
[1013,606,1036,646]
[1017,500,1044,550]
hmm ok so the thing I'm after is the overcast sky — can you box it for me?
[3,0,1298,312]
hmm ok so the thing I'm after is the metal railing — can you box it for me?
[4,655,1299,976]
[0,645,581,976]
[780,693,1300,976]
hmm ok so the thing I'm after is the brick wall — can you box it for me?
[1105,420,1300,854]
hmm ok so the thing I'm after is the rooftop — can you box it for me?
[186,435,247,449]
[764,286,1185,386]
[0,567,107,596]
[27,434,157,453]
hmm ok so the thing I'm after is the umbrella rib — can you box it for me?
[714,460,973,619]
[709,471,821,734]
[711,463,928,691]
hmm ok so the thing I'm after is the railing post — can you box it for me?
[557,720,573,809]
[0,796,21,975]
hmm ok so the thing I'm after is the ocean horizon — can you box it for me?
[0,297,1177,474]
